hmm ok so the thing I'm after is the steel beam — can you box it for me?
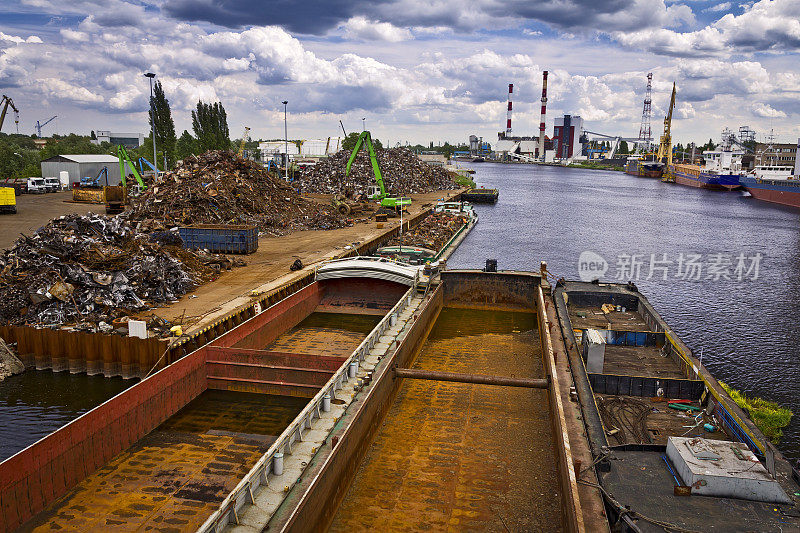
[392,367,549,389]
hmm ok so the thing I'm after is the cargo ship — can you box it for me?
[625,156,664,179]
[739,142,800,208]
[670,148,743,190]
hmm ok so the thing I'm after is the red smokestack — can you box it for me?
[506,83,513,135]
[538,71,548,158]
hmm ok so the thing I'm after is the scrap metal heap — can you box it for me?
[0,214,223,330]
[126,150,349,235]
[386,212,468,251]
[295,147,457,196]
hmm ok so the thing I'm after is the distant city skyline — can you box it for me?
[1,0,799,146]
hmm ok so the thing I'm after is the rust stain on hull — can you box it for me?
[330,308,563,532]
[20,391,306,533]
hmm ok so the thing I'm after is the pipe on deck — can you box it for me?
[393,367,550,389]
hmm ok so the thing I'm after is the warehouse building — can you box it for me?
[41,155,123,186]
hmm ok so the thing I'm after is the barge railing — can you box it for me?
[197,273,419,532]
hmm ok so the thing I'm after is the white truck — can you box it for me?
[27,177,47,194]
[44,177,61,192]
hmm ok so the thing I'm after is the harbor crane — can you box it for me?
[657,83,676,181]
[237,126,250,157]
[657,83,676,165]
[582,131,639,159]
[0,95,20,134]
[36,116,57,138]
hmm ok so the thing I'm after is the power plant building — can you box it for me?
[553,115,584,159]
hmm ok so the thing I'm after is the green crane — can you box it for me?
[117,145,146,190]
[346,131,411,211]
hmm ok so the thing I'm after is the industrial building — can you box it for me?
[553,115,584,159]
[300,137,343,157]
[755,142,798,167]
[90,131,144,149]
[40,154,123,185]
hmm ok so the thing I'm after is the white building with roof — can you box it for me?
[40,154,122,185]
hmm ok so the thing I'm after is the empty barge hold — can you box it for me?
[460,188,498,204]
[554,281,800,532]
[1,272,422,532]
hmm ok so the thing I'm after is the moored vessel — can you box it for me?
[670,147,743,190]
[739,140,800,208]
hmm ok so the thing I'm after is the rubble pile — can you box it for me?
[295,148,457,196]
[0,214,221,328]
[387,212,469,251]
[127,150,348,235]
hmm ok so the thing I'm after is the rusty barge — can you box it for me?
[1,269,798,532]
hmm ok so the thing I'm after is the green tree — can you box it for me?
[175,130,196,161]
[149,81,177,166]
[341,132,382,152]
[191,101,230,153]
[618,141,629,154]
[90,130,96,140]
[442,142,454,159]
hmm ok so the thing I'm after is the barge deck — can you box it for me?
[331,307,562,531]
[555,281,800,532]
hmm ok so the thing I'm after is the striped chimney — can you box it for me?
[539,71,549,158]
[506,83,513,135]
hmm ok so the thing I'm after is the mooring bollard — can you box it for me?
[273,452,284,476]
[348,361,358,378]
[322,393,331,412]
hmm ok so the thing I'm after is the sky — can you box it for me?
[1,0,799,146]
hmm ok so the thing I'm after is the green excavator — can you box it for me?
[118,145,147,190]
[346,131,411,213]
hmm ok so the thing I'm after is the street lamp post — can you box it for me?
[362,117,366,131]
[282,100,288,180]
[144,72,157,174]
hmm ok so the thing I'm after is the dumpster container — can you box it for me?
[0,187,16,214]
[179,224,258,254]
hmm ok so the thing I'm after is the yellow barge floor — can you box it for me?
[330,308,563,532]
[21,391,307,533]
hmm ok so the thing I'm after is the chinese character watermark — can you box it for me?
[577,251,762,282]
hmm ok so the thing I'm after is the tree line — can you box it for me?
[0,83,238,179]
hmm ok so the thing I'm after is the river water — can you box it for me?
[448,162,800,460]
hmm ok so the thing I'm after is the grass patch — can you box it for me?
[452,173,476,189]
[719,381,793,444]
[568,162,623,172]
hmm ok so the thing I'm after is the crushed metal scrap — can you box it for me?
[386,212,469,252]
[294,147,457,197]
[126,150,349,236]
[0,214,224,330]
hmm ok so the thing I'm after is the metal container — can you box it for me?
[179,224,259,254]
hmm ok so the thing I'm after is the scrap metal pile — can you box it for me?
[0,214,221,329]
[295,148,457,196]
[386,212,468,251]
[126,150,348,235]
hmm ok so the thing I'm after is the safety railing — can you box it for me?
[197,274,419,533]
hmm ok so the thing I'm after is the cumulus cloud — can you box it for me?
[0,0,798,143]
[753,103,787,118]
[340,17,412,42]
[615,0,800,55]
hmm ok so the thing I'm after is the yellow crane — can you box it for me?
[658,83,676,182]
[0,95,20,134]
[237,126,250,157]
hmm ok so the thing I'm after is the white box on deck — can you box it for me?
[666,437,790,504]
[582,328,606,374]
